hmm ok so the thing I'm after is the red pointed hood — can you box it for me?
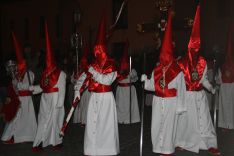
[221,24,234,83]
[159,10,174,66]
[120,39,130,72]
[188,5,200,50]
[12,32,26,78]
[187,5,201,66]
[40,21,61,90]
[45,21,56,71]
[93,11,108,66]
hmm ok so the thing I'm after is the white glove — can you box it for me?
[29,85,34,91]
[202,80,214,94]
[211,88,216,94]
[88,66,95,74]
[141,74,147,82]
[73,91,80,102]
[74,84,80,91]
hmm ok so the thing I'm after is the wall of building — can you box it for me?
[0,0,233,60]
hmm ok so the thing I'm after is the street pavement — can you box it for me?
[0,106,234,156]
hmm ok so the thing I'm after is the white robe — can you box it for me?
[1,71,37,143]
[144,71,186,154]
[77,67,119,155]
[32,71,66,147]
[176,66,218,153]
[116,69,140,124]
[217,70,234,129]
[73,89,91,124]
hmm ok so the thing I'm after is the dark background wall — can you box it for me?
[0,0,234,61]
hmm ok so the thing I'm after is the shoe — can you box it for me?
[176,146,184,151]
[32,146,43,152]
[208,148,221,156]
[52,143,63,151]
[2,137,14,144]
[160,154,173,156]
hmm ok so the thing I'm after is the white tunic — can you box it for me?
[116,69,140,124]
[144,71,186,154]
[1,71,37,143]
[81,67,119,155]
[73,89,91,124]
[217,70,234,129]
[176,66,218,153]
[32,71,66,147]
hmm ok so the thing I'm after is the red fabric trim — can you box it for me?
[88,81,112,93]
[154,61,181,97]
[40,68,61,91]
[60,121,68,134]
[118,83,132,87]
[18,90,32,96]
[43,87,59,93]
[91,59,116,74]
[179,56,206,91]
[117,72,128,81]
[0,83,20,122]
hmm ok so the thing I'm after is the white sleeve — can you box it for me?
[32,85,43,94]
[74,72,87,91]
[144,71,155,91]
[175,72,186,114]
[89,67,117,85]
[57,72,67,108]
[73,72,87,101]
[200,65,214,92]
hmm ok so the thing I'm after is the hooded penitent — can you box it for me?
[0,32,23,122]
[12,32,27,80]
[221,24,234,83]
[88,11,116,92]
[40,21,61,91]
[179,4,206,91]
[91,11,115,74]
[153,10,181,97]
